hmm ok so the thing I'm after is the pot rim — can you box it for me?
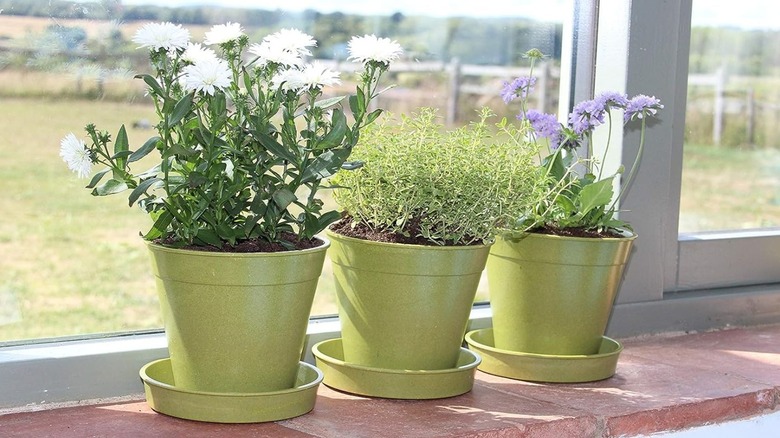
[325,226,493,251]
[497,228,636,243]
[144,235,330,258]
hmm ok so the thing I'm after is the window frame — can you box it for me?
[4,0,780,411]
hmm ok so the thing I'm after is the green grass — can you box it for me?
[679,143,780,231]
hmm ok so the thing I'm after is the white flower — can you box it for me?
[182,43,217,64]
[182,58,232,96]
[301,62,341,90]
[264,28,317,57]
[347,34,403,65]
[248,41,304,68]
[59,133,92,179]
[132,22,190,51]
[204,22,244,45]
[272,68,306,92]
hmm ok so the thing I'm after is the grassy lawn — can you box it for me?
[680,143,780,231]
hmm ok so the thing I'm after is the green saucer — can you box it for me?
[465,328,622,383]
[312,338,481,399]
[140,358,322,423]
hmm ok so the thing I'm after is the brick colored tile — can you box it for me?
[0,401,314,438]
[280,381,594,437]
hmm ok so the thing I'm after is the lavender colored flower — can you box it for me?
[524,110,563,149]
[596,91,629,109]
[501,76,536,103]
[567,98,607,135]
[625,94,664,122]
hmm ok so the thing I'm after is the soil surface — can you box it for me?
[529,225,626,238]
[156,232,324,253]
[329,217,481,246]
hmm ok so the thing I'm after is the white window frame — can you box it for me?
[4,0,780,411]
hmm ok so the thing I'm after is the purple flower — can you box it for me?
[624,94,664,122]
[523,110,563,149]
[501,76,536,103]
[567,97,607,135]
[596,91,629,109]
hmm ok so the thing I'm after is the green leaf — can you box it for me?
[578,177,615,216]
[255,130,297,164]
[341,160,364,170]
[85,168,111,189]
[300,148,351,183]
[128,177,161,207]
[143,211,172,240]
[365,108,383,125]
[317,210,342,231]
[316,109,348,150]
[110,150,133,160]
[129,136,160,163]
[135,74,165,98]
[272,188,297,210]
[92,178,128,196]
[167,93,193,128]
[113,125,129,178]
[542,150,567,182]
[314,95,346,109]
[195,228,223,247]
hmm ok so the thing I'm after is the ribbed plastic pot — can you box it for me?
[326,228,491,371]
[146,239,328,394]
[487,231,635,356]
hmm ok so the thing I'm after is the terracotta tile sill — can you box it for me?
[3,324,780,437]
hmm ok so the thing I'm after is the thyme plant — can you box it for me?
[331,108,543,246]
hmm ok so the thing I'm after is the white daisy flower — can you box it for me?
[182,43,217,64]
[271,68,306,92]
[132,22,190,51]
[182,58,232,96]
[59,133,93,179]
[248,41,304,68]
[301,61,341,90]
[204,22,244,45]
[263,28,317,57]
[347,34,403,65]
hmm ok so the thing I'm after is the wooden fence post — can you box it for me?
[746,88,755,147]
[713,66,725,145]
[447,57,461,126]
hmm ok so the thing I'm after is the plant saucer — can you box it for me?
[312,337,481,399]
[465,328,622,383]
[139,358,322,423]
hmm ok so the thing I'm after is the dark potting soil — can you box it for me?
[156,232,324,253]
[329,217,482,247]
[529,225,626,239]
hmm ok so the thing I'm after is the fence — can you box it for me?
[320,58,560,125]
[688,68,780,147]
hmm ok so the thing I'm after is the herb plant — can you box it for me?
[60,22,401,249]
[331,107,542,246]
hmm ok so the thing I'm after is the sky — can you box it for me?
[96,0,780,30]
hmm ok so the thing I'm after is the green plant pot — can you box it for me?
[487,232,635,355]
[326,228,490,371]
[146,239,328,394]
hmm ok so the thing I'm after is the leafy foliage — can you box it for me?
[65,25,396,249]
[331,107,543,245]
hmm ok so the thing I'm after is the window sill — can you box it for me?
[2,322,779,436]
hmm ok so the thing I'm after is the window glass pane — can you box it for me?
[680,0,780,232]
[0,0,563,342]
